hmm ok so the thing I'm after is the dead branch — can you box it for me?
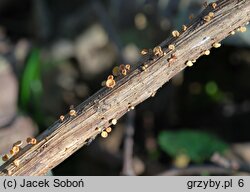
[121,110,136,176]
[0,0,250,176]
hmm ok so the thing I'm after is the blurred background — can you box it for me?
[0,0,250,176]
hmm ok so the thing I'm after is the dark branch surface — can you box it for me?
[1,0,250,176]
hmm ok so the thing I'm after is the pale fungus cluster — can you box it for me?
[172,30,180,38]
[103,64,131,89]
[211,2,217,9]
[213,42,221,48]
[186,60,193,67]
[106,127,112,133]
[98,119,118,138]
[13,159,20,167]
[230,31,236,35]
[153,46,164,57]
[176,2,239,70]
[69,109,77,117]
[105,75,116,88]
[101,127,113,138]
[2,141,22,162]
[101,131,108,138]
[182,25,187,32]
[60,115,65,122]
[141,64,148,71]
[238,26,247,33]
[203,12,215,23]
[230,24,248,36]
[26,137,37,145]
[59,107,78,123]
[1,137,37,166]
[65,1,248,147]
[111,118,117,125]
[112,64,131,77]
[168,44,175,51]
[203,50,210,56]
[140,48,149,55]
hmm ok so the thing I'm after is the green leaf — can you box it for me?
[19,48,43,123]
[158,130,228,163]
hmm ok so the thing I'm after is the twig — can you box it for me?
[121,110,135,176]
[211,152,250,173]
[0,0,249,175]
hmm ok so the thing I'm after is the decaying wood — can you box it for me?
[0,0,250,176]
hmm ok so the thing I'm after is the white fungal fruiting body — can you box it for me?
[111,119,117,125]
[213,42,221,48]
[101,131,108,138]
[186,61,193,67]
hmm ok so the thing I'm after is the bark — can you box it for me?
[0,0,250,176]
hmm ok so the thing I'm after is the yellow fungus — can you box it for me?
[12,146,20,153]
[60,115,65,122]
[182,25,187,31]
[211,2,217,9]
[106,127,112,133]
[107,75,114,80]
[119,64,126,70]
[213,42,221,48]
[13,159,20,167]
[141,49,148,55]
[125,64,131,71]
[101,131,108,138]
[153,46,164,56]
[240,26,247,32]
[121,69,127,76]
[168,44,175,51]
[10,149,15,155]
[204,50,210,55]
[2,154,9,162]
[203,15,211,22]
[69,109,77,117]
[186,60,193,67]
[111,119,117,125]
[172,30,180,37]
[106,79,116,88]
[112,66,120,76]
[208,12,214,18]
[26,137,37,145]
[230,31,235,35]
